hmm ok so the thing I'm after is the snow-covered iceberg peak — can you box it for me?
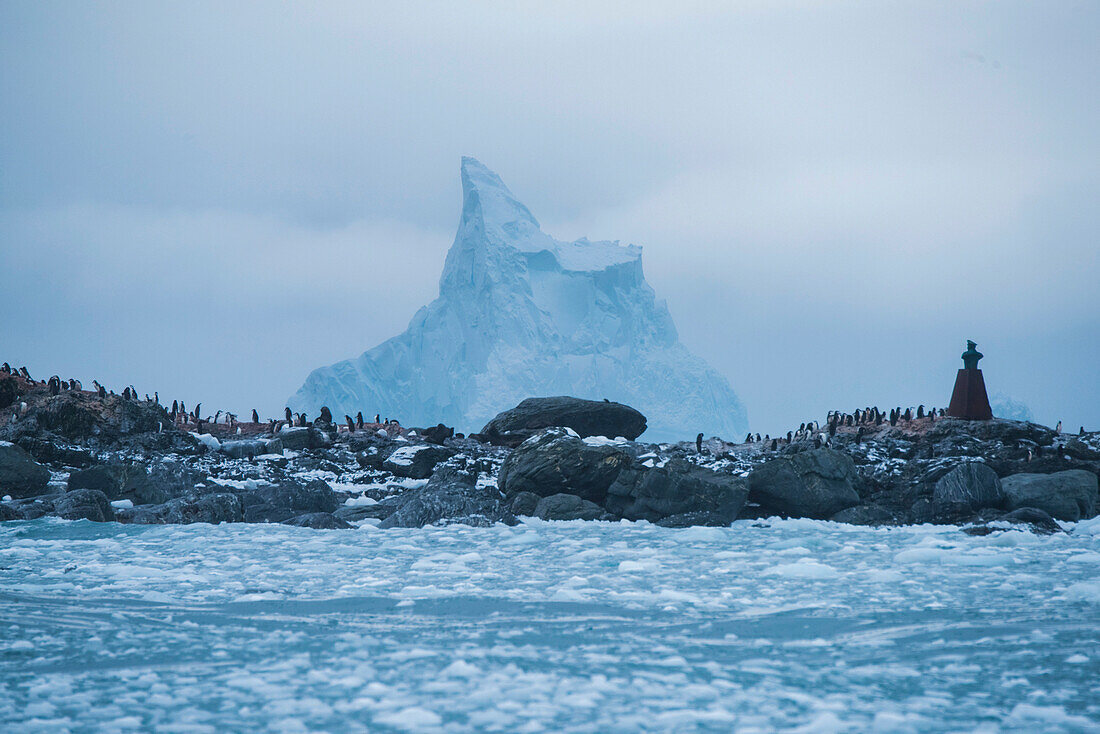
[289,158,747,441]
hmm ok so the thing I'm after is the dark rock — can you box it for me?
[355,448,386,469]
[276,427,327,451]
[933,462,1004,519]
[830,505,897,526]
[909,497,935,524]
[747,448,860,519]
[533,493,605,521]
[1001,470,1098,521]
[0,502,21,521]
[655,511,733,528]
[382,444,456,479]
[334,497,401,523]
[219,439,277,460]
[68,462,205,505]
[997,507,1063,534]
[148,493,243,525]
[498,429,633,504]
[53,489,114,522]
[508,491,541,517]
[0,375,19,410]
[481,396,647,446]
[421,424,455,445]
[237,479,339,524]
[379,465,515,529]
[0,441,51,498]
[283,512,352,529]
[605,459,748,523]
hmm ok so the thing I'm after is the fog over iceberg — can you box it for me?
[1,2,1097,435]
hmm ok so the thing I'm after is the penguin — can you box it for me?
[1057,445,1065,459]
[903,408,912,421]
[154,392,159,405]
[47,376,60,396]
[194,403,201,422]
[745,432,753,444]
[319,406,332,425]
[196,418,205,433]
[346,415,355,433]
[356,412,364,429]
[828,421,837,438]
[855,427,864,445]
[769,438,777,451]
[799,422,806,433]
[375,414,381,424]
[917,405,924,419]
[145,394,150,402]
[19,367,31,380]
[252,409,259,423]
[786,431,793,443]
[122,387,130,400]
[603,398,610,403]
[1080,426,1086,436]
[0,363,8,374]
[214,410,222,424]
[1026,449,1033,462]
[755,433,762,443]
[93,381,107,399]
[696,432,704,453]
[285,407,293,424]
[268,419,276,435]
[1055,421,1062,435]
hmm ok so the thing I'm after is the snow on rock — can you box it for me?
[289,157,747,442]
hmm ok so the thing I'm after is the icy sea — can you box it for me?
[2,518,1099,733]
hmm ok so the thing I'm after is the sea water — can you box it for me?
[2,517,1099,732]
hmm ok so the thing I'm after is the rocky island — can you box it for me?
[3,365,1096,535]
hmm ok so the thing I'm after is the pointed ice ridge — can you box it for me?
[290,159,747,442]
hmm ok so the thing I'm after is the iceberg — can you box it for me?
[289,157,747,441]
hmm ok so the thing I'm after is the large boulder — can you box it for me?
[480,397,647,446]
[498,429,633,505]
[533,493,606,521]
[830,505,897,526]
[236,479,339,524]
[276,427,327,451]
[379,465,515,528]
[933,462,1004,519]
[382,444,456,479]
[0,441,51,498]
[283,512,352,529]
[605,459,748,524]
[124,493,243,525]
[1001,470,1098,521]
[68,462,206,505]
[747,448,860,519]
[53,489,114,522]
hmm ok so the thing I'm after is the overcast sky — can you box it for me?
[2,1,1097,436]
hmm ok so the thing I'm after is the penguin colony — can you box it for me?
[0,361,403,438]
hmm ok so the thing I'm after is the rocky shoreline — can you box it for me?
[2,370,1097,534]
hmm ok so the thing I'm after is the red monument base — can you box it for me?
[947,369,993,420]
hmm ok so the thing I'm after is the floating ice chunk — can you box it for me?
[373,707,442,729]
[767,561,840,579]
[344,495,378,507]
[1063,581,1100,604]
